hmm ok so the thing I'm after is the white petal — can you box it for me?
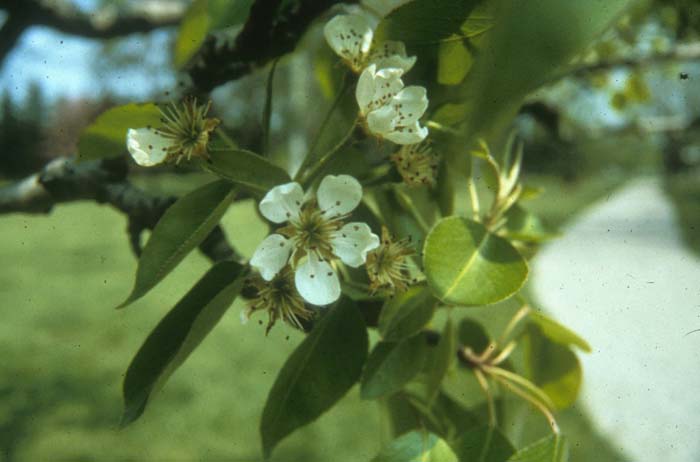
[294,255,341,306]
[369,41,416,73]
[250,234,293,281]
[323,14,373,66]
[317,174,363,217]
[356,65,404,115]
[331,222,380,268]
[384,121,429,145]
[126,128,170,166]
[367,105,398,136]
[259,182,304,223]
[393,86,429,124]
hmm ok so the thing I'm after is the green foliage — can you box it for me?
[453,426,515,462]
[423,217,528,306]
[372,431,458,462]
[121,261,245,426]
[206,148,291,195]
[416,319,456,403]
[260,299,368,458]
[77,103,162,162]
[119,181,237,308]
[528,312,591,353]
[361,334,428,400]
[378,286,437,342]
[507,434,569,462]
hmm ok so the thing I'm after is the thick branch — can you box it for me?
[188,0,352,92]
[0,156,238,263]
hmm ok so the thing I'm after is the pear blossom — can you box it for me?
[323,14,415,73]
[126,98,219,167]
[356,64,429,144]
[366,226,416,294]
[391,141,440,187]
[250,175,380,306]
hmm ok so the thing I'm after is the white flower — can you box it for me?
[324,14,415,73]
[356,64,429,144]
[127,128,171,167]
[250,175,380,306]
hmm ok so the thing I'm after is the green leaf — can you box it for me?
[260,299,368,458]
[501,206,557,243]
[420,319,456,403]
[376,0,480,45]
[121,261,245,426]
[77,103,161,162]
[524,325,582,410]
[453,426,515,462]
[119,181,236,308]
[174,0,254,68]
[458,0,634,139]
[507,434,569,462]
[437,36,472,85]
[206,148,290,195]
[423,217,528,306]
[378,286,436,342]
[361,334,428,400]
[458,318,490,352]
[528,311,591,352]
[372,431,459,462]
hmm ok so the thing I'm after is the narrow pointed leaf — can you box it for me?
[121,261,245,426]
[507,434,569,462]
[423,217,528,306]
[206,148,290,195]
[260,299,368,458]
[419,319,456,404]
[119,180,236,308]
[361,334,428,400]
[378,286,436,342]
[372,431,458,462]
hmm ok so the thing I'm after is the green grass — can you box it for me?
[0,198,381,462]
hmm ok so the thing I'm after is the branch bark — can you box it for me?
[0,156,239,263]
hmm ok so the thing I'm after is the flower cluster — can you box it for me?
[250,175,380,307]
[324,13,428,145]
[126,98,219,167]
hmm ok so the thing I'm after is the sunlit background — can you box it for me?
[1,0,699,461]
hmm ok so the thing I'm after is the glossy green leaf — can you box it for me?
[458,0,634,139]
[423,217,528,306]
[376,0,480,45]
[421,319,456,404]
[260,299,368,458]
[378,286,436,342]
[454,426,515,462]
[206,148,290,195]
[524,325,582,410]
[507,434,569,462]
[121,261,245,426]
[529,311,591,352]
[77,103,161,161]
[361,334,428,400]
[437,36,472,85]
[372,431,458,462]
[174,0,254,68]
[119,181,236,308]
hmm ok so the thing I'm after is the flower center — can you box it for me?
[290,204,340,259]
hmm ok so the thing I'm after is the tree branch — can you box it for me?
[0,156,240,263]
[0,0,183,67]
[187,0,353,92]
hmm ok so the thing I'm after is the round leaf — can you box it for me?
[372,431,458,462]
[423,217,528,306]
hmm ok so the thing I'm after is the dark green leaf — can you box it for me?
[524,326,582,410]
[121,261,245,426]
[454,426,515,462]
[260,299,368,458]
[528,311,591,352]
[378,286,436,342]
[458,318,491,352]
[361,335,428,400]
[372,431,458,462]
[501,206,557,243]
[376,0,480,45]
[507,434,569,462]
[420,319,456,404]
[77,103,161,162]
[423,217,528,306]
[119,181,236,308]
[206,148,290,195]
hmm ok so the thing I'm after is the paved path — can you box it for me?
[532,178,700,462]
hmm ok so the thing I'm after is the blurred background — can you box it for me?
[0,0,699,461]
